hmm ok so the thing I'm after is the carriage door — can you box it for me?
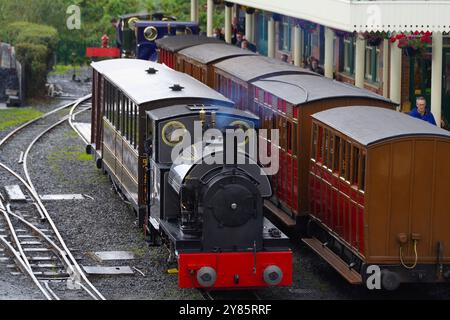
[442,45,450,125]
[408,49,432,112]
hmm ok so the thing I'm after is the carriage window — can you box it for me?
[291,104,298,119]
[272,96,278,110]
[293,122,298,156]
[104,82,109,121]
[264,92,272,106]
[287,121,292,153]
[240,85,247,110]
[124,98,129,141]
[312,124,318,161]
[107,84,112,123]
[120,92,125,132]
[360,152,366,191]
[258,88,264,102]
[218,75,223,94]
[333,136,341,173]
[342,141,351,181]
[329,134,334,170]
[324,129,330,168]
[112,86,117,128]
[317,126,324,163]
[351,146,360,187]
[134,103,139,149]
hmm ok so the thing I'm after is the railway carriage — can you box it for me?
[306,106,450,289]
[249,75,395,227]
[157,35,223,69]
[91,59,233,226]
[90,58,292,289]
[174,43,256,87]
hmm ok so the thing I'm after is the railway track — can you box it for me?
[0,95,104,300]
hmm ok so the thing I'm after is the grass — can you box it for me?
[49,64,83,76]
[48,146,92,164]
[0,108,44,132]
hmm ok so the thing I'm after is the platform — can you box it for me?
[72,122,91,144]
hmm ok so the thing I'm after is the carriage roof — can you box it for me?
[312,106,450,146]
[155,35,223,52]
[253,74,394,106]
[91,59,232,106]
[178,43,256,65]
[214,55,318,82]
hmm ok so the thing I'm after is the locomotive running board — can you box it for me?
[302,238,363,285]
[264,200,296,227]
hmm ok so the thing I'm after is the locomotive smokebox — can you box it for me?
[168,149,272,252]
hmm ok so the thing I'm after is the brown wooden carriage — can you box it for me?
[175,43,256,87]
[306,106,450,288]
[248,75,396,226]
[156,35,222,69]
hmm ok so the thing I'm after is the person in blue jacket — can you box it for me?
[409,96,437,126]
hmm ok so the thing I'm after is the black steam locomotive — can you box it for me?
[90,59,292,289]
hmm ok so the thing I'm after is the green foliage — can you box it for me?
[0,0,228,93]
[6,21,59,97]
[15,42,50,96]
[0,108,44,131]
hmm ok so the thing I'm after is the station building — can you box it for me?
[190,0,450,127]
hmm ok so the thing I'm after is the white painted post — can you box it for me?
[431,31,443,126]
[225,3,233,44]
[293,25,302,67]
[207,0,214,37]
[355,35,366,88]
[268,17,276,58]
[324,27,335,78]
[382,38,389,98]
[245,9,254,43]
[390,41,402,106]
[191,0,199,24]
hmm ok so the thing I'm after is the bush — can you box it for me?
[5,22,58,98]
[15,43,49,97]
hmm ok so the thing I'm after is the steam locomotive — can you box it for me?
[90,59,292,289]
[117,12,199,60]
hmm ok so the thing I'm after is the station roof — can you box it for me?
[214,55,318,82]
[156,35,223,52]
[91,59,232,106]
[179,43,256,65]
[253,74,394,106]
[312,106,450,146]
[135,21,198,28]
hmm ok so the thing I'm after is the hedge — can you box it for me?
[5,22,58,97]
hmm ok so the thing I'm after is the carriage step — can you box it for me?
[264,200,296,227]
[302,237,363,285]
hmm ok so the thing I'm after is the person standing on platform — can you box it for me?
[409,96,437,126]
